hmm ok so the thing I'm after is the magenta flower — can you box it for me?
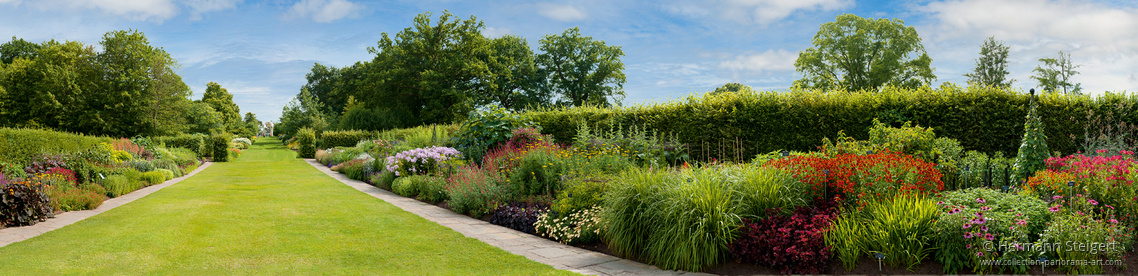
[976,197,986,203]
[964,232,974,239]
[1110,219,1120,224]
[975,212,984,218]
[980,225,988,232]
[1049,206,1061,213]
[1107,205,1115,210]
[1009,226,1016,231]
[1088,199,1099,205]
[1053,195,1063,200]
[980,206,991,211]
[985,233,995,240]
[967,244,973,249]
[963,223,972,229]
[1016,219,1027,225]
[977,252,985,257]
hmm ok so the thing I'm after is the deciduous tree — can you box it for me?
[964,36,1014,88]
[1031,51,1082,94]
[793,14,935,92]
[537,27,626,107]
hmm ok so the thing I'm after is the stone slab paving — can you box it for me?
[0,162,214,248]
[306,159,714,276]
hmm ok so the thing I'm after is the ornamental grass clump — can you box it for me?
[860,195,939,270]
[602,165,809,272]
[385,146,461,177]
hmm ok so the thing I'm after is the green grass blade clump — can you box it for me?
[602,166,810,272]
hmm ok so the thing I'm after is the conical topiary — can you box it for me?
[1014,89,1050,181]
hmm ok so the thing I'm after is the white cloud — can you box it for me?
[284,0,361,23]
[184,0,241,20]
[537,3,587,21]
[484,27,512,38]
[666,0,852,26]
[918,0,1138,93]
[919,0,1137,44]
[33,0,178,22]
[719,49,797,72]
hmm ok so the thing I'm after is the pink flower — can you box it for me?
[1053,195,1063,200]
[1088,199,1099,205]
[963,223,972,229]
[1016,219,1027,225]
[977,251,984,257]
[985,233,995,240]
[1009,226,1016,231]
[980,206,991,211]
[976,197,986,203]
[1107,205,1115,210]
[967,244,973,249]
[1049,206,1061,213]
[975,212,984,218]
[980,225,989,232]
[1110,219,1119,224]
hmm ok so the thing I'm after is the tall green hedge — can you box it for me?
[210,133,231,162]
[0,128,113,166]
[153,134,206,157]
[321,130,373,148]
[296,127,317,158]
[527,85,1134,161]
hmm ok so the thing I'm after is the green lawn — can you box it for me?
[0,138,573,275]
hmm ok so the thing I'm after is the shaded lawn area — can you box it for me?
[0,138,574,275]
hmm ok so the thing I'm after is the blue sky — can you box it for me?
[1,0,1135,122]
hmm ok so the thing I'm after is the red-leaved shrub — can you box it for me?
[729,199,839,274]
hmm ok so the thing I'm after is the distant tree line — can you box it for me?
[276,10,627,137]
[0,30,260,138]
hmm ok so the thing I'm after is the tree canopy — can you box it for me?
[964,36,1014,88]
[0,30,195,137]
[1031,51,1082,94]
[537,27,626,107]
[793,14,935,92]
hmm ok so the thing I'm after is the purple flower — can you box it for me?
[963,223,972,229]
[975,212,984,218]
[964,232,974,239]
[1053,195,1063,200]
[967,244,973,249]
[976,197,986,203]
[980,225,988,232]
[985,233,995,241]
[1088,199,1099,205]
[1049,206,1061,213]
[1016,219,1027,225]
[977,252,984,257]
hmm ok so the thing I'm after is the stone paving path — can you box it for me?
[0,162,213,248]
[306,159,712,276]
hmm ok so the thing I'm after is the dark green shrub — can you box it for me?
[416,176,448,203]
[322,130,373,148]
[551,178,609,217]
[155,169,175,180]
[392,176,420,197]
[0,128,113,167]
[452,106,538,164]
[296,127,317,158]
[154,134,207,157]
[371,171,396,190]
[102,174,140,197]
[1,181,52,227]
[210,133,231,162]
[140,171,166,185]
[509,148,564,197]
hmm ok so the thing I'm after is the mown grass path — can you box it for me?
[0,138,572,275]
